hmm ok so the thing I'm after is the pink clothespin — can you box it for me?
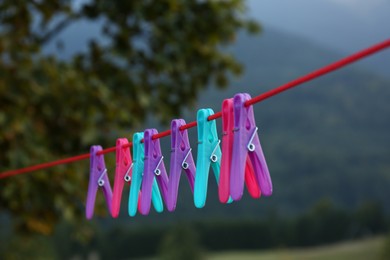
[85,145,113,219]
[168,119,196,211]
[140,129,169,215]
[111,138,133,218]
[219,98,261,203]
[230,93,273,201]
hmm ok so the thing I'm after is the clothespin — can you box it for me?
[230,93,273,201]
[111,138,132,218]
[140,129,169,215]
[86,145,113,219]
[194,108,225,208]
[128,132,164,217]
[219,98,261,203]
[168,119,196,211]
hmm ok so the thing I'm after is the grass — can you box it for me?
[208,236,385,260]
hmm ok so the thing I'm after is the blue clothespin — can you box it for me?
[85,145,113,219]
[128,132,164,216]
[194,108,228,208]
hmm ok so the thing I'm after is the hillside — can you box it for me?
[197,29,390,215]
[108,28,390,225]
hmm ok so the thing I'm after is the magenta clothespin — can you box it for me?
[86,145,113,219]
[230,93,272,201]
[111,138,132,218]
[140,129,169,215]
[168,119,196,211]
[219,98,261,203]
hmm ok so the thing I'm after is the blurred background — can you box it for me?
[0,0,389,259]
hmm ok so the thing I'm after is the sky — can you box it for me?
[245,0,390,77]
[247,0,390,52]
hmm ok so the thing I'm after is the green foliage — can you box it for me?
[159,224,204,260]
[291,199,351,246]
[1,234,57,259]
[0,0,259,233]
[355,201,387,236]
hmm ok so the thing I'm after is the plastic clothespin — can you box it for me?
[111,138,132,218]
[194,108,225,208]
[219,98,261,203]
[140,129,169,215]
[168,119,196,211]
[230,93,273,201]
[86,145,113,220]
[128,132,164,217]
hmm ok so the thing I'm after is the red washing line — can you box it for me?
[1,38,390,180]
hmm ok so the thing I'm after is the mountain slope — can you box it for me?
[196,29,390,215]
[116,28,390,225]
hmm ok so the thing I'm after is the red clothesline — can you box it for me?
[1,38,390,180]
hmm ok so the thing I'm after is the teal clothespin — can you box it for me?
[194,108,231,208]
[128,132,164,216]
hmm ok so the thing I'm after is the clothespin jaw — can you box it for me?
[194,108,222,208]
[244,159,261,199]
[168,119,196,211]
[140,129,169,215]
[219,98,260,203]
[128,132,164,217]
[111,138,132,218]
[230,93,272,201]
[86,145,113,220]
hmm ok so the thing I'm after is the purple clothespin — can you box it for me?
[230,93,273,201]
[86,145,113,219]
[168,119,196,211]
[140,129,169,215]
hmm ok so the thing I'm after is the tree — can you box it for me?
[0,0,260,233]
[159,224,203,260]
[355,201,387,236]
[293,199,350,246]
